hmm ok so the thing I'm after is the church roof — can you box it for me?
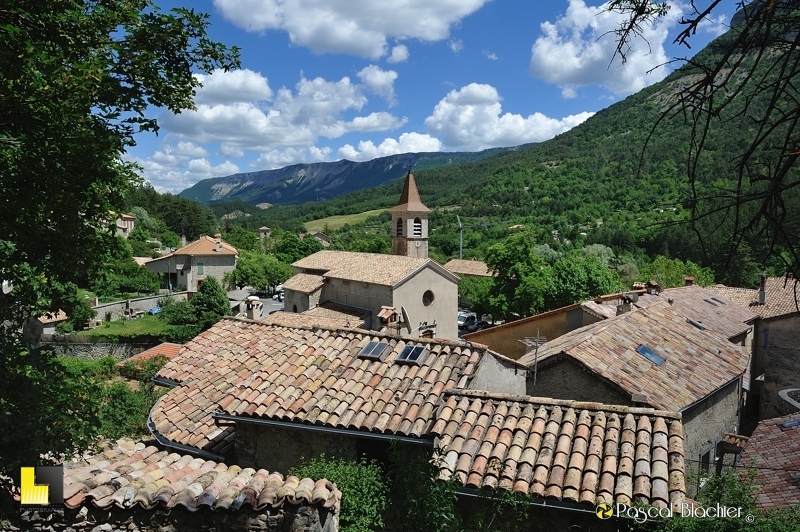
[389,172,430,214]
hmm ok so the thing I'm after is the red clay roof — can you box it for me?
[62,438,340,512]
[151,236,237,261]
[151,318,491,456]
[707,277,800,320]
[292,250,453,286]
[121,342,183,366]
[740,412,800,509]
[443,259,492,277]
[433,390,686,510]
[519,300,749,412]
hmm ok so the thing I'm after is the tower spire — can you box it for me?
[389,170,430,258]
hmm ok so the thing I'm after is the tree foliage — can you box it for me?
[0,0,238,490]
[228,251,293,292]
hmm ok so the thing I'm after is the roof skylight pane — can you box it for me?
[686,318,705,330]
[358,341,388,360]
[635,344,666,366]
[711,297,727,305]
[703,298,719,306]
[396,345,426,364]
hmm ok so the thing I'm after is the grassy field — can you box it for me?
[79,314,174,338]
[304,208,386,232]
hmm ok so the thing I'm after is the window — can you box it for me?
[413,217,422,237]
[711,297,727,305]
[358,341,389,361]
[197,262,204,275]
[703,298,718,306]
[396,218,403,237]
[686,318,705,330]
[700,450,712,474]
[396,345,427,365]
[635,344,666,366]
[422,290,434,306]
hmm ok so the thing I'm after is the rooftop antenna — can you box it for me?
[519,330,547,387]
[456,214,463,260]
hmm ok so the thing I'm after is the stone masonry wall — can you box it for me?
[761,315,800,419]
[236,423,358,473]
[13,503,337,532]
[527,359,632,406]
[93,292,189,323]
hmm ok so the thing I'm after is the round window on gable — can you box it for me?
[422,290,434,306]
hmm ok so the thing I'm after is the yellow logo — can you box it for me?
[596,503,613,519]
[20,467,63,506]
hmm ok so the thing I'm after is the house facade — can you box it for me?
[146,234,237,292]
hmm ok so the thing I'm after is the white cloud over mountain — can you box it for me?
[530,0,682,96]
[338,133,443,161]
[424,83,594,150]
[213,0,488,59]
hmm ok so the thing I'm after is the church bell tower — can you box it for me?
[389,170,430,258]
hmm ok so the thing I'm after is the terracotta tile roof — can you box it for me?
[282,273,324,294]
[120,342,183,366]
[304,302,370,328]
[63,438,340,512]
[133,256,152,266]
[443,259,492,278]
[580,301,618,319]
[707,277,800,320]
[657,285,756,339]
[37,310,68,324]
[151,236,237,261]
[260,311,360,330]
[388,172,430,214]
[519,301,749,412]
[739,413,800,509]
[151,318,490,455]
[293,250,446,286]
[433,390,686,509]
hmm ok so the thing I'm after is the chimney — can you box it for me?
[758,273,766,305]
[215,233,222,253]
[180,234,187,247]
[684,276,695,286]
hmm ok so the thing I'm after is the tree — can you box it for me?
[484,232,550,320]
[190,277,230,330]
[639,255,715,288]
[273,231,323,263]
[229,251,293,292]
[0,0,238,495]
[607,0,800,282]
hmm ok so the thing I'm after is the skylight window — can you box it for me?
[635,344,666,366]
[703,298,719,307]
[686,318,706,331]
[358,341,388,360]
[396,345,427,365]
[711,297,727,305]
[779,419,800,429]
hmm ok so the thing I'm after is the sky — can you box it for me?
[129,0,736,193]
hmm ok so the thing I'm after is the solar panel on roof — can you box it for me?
[396,345,426,364]
[635,344,666,366]
[358,341,388,360]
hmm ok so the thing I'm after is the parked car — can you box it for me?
[458,310,477,330]
[465,320,491,333]
[272,289,284,302]
[147,306,162,315]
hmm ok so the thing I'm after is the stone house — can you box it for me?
[146,234,237,292]
[518,299,751,486]
[114,212,136,238]
[707,275,800,419]
[145,317,687,526]
[285,250,460,340]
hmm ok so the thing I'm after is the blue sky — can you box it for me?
[129,0,735,193]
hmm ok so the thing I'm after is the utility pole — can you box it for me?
[456,215,463,260]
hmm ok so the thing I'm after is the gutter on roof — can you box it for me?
[151,375,181,388]
[213,413,435,446]
[456,487,603,516]
[146,396,228,461]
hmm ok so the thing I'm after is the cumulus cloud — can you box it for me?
[161,73,404,151]
[357,65,398,104]
[213,0,488,58]
[530,0,683,96]
[483,50,499,60]
[387,44,409,63]
[338,132,443,161]
[449,38,464,53]
[424,83,594,150]
[127,153,240,192]
[252,146,332,169]
[194,69,273,105]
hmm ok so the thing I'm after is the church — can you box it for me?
[280,171,460,340]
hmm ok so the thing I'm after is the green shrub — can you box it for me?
[54,321,74,334]
[290,455,389,532]
[98,381,150,439]
[159,300,196,325]
[119,354,169,381]
[162,324,202,343]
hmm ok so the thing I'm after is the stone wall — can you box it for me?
[527,358,632,406]
[236,422,358,472]
[760,315,800,419]
[44,341,153,360]
[468,353,526,395]
[13,503,337,532]
[777,388,800,416]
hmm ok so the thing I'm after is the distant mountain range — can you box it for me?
[178,145,533,205]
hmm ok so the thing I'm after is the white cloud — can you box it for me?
[252,147,332,169]
[173,141,208,158]
[357,65,398,104]
[561,86,577,99]
[220,144,244,158]
[194,69,273,105]
[483,50,499,60]
[338,132,443,161]
[213,0,488,58]
[387,44,409,63]
[530,0,683,96]
[697,12,728,37]
[424,83,594,150]
[161,73,404,151]
[127,154,240,192]
[449,38,464,53]
[186,158,240,177]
